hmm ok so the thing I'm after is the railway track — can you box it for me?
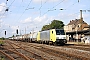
[0,49,14,60]
[0,40,47,60]
[63,44,90,51]
[26,43,90,60]
[11,40,90,60]
[9,41,66,60]
[6,40,47,60]
[0,46,30,60]
[2,40,90,60]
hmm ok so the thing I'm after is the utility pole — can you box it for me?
[80,10,83,31]
[78,0,79,3]
[79,9,90,31]
[25,27,26,34]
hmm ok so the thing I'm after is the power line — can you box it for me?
[39,0,48,10]
[38,0,66,28]
[39,0,48,17]
[39,0,42,10]
[39,0,42,17]
[8,0,16,8]
[0,0,16,20]
[17,0,33,21]
[53,0,78,11]
[13,1,25,22]
[52,0,65,8]
[42,0,65,16]
[65,1,78,10]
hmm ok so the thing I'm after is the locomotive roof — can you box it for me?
[40,29,64,32]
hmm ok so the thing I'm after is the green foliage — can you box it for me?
[50,20,64,29]
[12,35,15,37]
[0,37,5,40]
[0,40,4,45]
[41,20,64,31]
[42,25,50,31]
[0,38,4,45]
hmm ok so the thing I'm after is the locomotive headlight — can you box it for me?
[56,35,66,39]
[61,37,66,39]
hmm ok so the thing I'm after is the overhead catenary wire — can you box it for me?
[17,0,33,21]
[52,0,78,11]
[39,0,42,17]
[8,0,15,8]
[65,1,78,10]
[13,0,25,23]
[37,0,66,28]
[39,0,48,10]
[42,0,66,16]
[52,0,65,9]
[42,0,79,17]
[39,0,48,17]
[0,0,16,20]
[40,0,81,28]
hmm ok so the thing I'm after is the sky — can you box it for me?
[0,0,90,38]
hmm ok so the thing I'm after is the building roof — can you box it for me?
[68,19,87,25]
[84,25,90,28]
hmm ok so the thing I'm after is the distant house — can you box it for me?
[64,19,89,32]
[64,19,89,42]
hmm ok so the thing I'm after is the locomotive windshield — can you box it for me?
[56,30,65,35]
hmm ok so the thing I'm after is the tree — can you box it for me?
[42,25,50,31]
[50,20,64,29]
[41,20,64,31]
[12,35,15,37]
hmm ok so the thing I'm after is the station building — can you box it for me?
[64,19,90,42]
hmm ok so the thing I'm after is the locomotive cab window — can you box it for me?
[56,30,65,35]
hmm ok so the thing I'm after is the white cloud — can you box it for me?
[34,15,48,22]
[20,17,32,24]
[0,3,6,13]
[0,20,2,23]
[19,15,54,32]
[0,3,7,19]
[20,15,48,24]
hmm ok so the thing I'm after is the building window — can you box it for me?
[78,25,79,27]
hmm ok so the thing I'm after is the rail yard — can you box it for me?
[0,40,90,60]
[0,0,90,60]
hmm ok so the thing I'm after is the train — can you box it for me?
[9,29,67,45]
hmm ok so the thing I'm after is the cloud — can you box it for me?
[19,15,54,32]
[20,15,48,24]
[0,3,7,19]
[0,3,6,13]
[0,20,2,23]
[20,17,32,24]
[34,15,48,22]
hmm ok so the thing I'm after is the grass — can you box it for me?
[0,40,4,45]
